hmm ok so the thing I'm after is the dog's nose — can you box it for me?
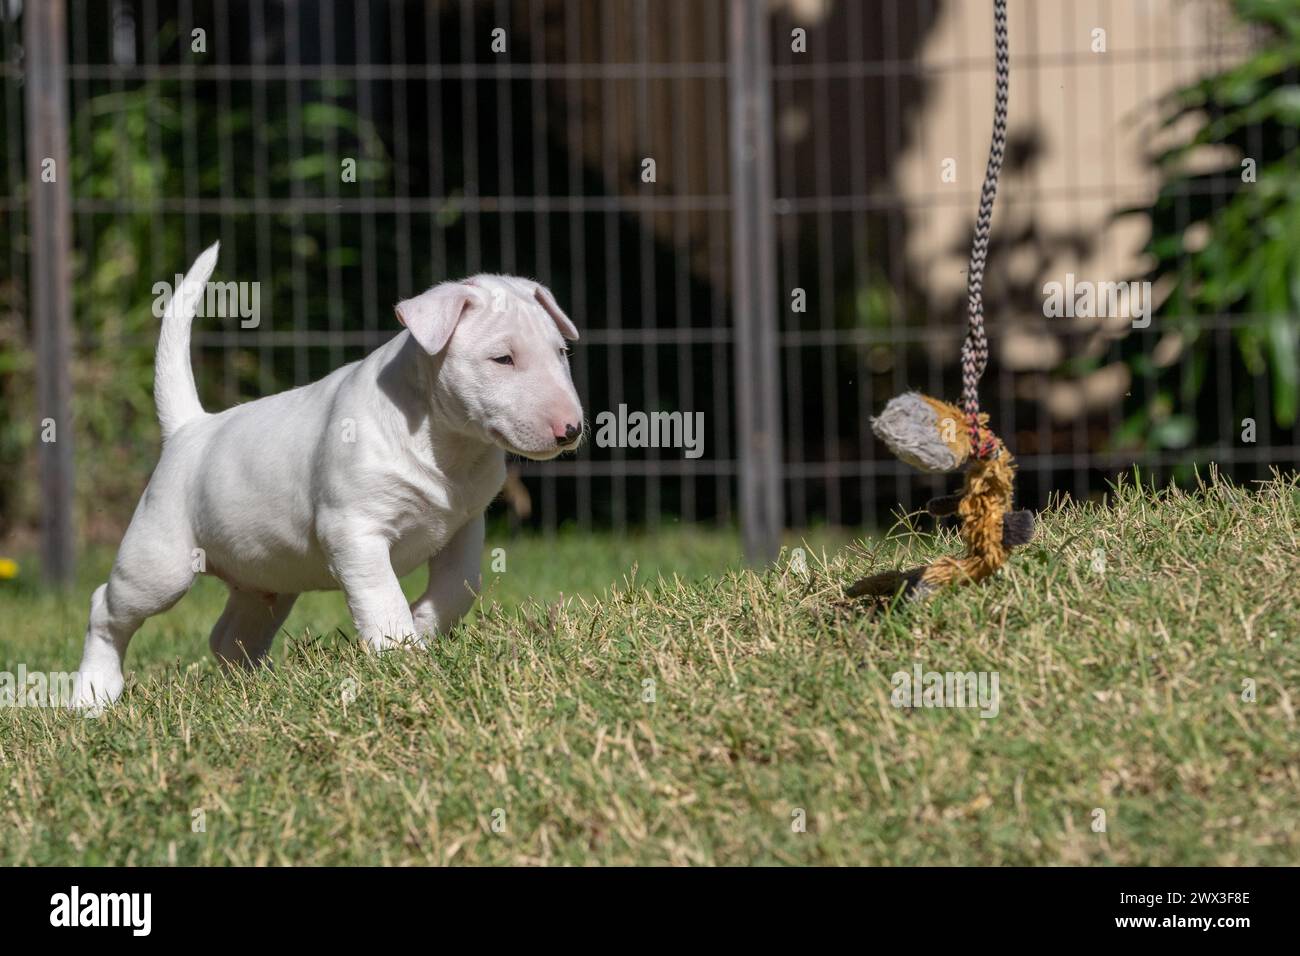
[555,423,581,447]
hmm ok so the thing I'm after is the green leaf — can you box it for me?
[1151,415,1196,450]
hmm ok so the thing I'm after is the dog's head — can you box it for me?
[395,275,583,460]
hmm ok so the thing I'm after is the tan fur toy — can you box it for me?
[846,0,1032,601]
[846,394,1033,600]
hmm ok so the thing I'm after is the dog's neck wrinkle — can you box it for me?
[379,330,497,483]
[430,428,499,485]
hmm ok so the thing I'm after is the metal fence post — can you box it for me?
[729,0,783,563]
[25,0,76,586]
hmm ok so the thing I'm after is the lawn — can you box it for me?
[1,472,1297,865]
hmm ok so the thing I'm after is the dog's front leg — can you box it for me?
[410,514,484,640]
[327,536,418,651]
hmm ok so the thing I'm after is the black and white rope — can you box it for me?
[961,0,1008,459]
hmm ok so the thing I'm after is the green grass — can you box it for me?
[1,472,1297,865]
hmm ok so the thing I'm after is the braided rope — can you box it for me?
[961,0,1008,460]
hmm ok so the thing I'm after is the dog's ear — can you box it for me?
[395,282,479,355]
[534,285,579,341]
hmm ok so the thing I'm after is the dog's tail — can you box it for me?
[155,242,218,441]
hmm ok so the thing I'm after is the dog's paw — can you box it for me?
[410,607,439,640]
[66,671,121,717]
[361,632,428,653]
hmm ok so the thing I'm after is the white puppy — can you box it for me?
[71,243,583,709]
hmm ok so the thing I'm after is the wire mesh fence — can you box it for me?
[2,0,1297,581]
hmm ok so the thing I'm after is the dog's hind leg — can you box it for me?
[71,529,197,711]
[208,589,297,668]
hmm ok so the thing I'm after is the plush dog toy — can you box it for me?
[846,393,1033,600]
[847,0,1030,602]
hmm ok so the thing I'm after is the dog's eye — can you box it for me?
[491,355,514,366]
